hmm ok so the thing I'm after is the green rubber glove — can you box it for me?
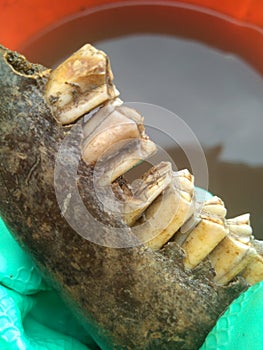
[200,281,263,350]
[0,218,98,350]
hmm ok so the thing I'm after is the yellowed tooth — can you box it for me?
[181,215,228,270]
[122,162,173,226]
[173,195,228,266]
[82,101,148,164]
[173,169,194,193]
[202,196,227,218]
[209,235,257,285]
[94,138,156,187]
[132,170,194,249]
[45,44,119,124]
[241,240,263,285]
[227,213,253,244]
[241,254,263,285]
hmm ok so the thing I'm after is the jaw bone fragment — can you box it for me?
[67,46,263,287]
[1,43,262,350]
[45,44,119,124]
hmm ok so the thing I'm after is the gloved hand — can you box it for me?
[200,280,263,350]
[0,218,97,350]
[1,211,263,350]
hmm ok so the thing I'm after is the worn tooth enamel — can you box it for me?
[82,101,148,165]
[209,235,257,285]
[122,162,173,226]
[180,214,229,270]
[241,240,263,284]
[45,44,119,124]
[95,138,156,187]
[202,196,227,218]
[132,171,194,249]
[173,169,194,193]
[226,214,253,244]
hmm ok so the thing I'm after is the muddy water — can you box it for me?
[21,2,263,238]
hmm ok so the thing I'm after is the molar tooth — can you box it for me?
[241,240,263,284]
[132,171,194,249]
[180,214,228,270]
[94,138,156,187]
[173,169,194,193]
[241,255,263,285]
[209,236,257,285]
[202,196,227,218]
[82,101,147,165]
[122,162,173,226]
[45,44,119,124]
[173,196,228,265]
[227,214,253,244]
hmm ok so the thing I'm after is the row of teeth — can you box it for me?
[45,44,263,286]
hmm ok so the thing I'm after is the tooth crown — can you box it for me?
[45,44,119,124]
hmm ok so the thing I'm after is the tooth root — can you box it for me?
[181,215,228,270]
[209,236,257,285]
[132,171,194,249]
[95,138,156,187]
[45,44,119,124]
[123,162,173,226]
[82,101,149,165]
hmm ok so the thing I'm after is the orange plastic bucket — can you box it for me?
[1,0,263,51]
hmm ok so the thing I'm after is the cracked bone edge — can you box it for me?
[82,101,148,164]
[209,235,257,285]
[132,169,194,249]
[173,195,227,250]
[241,240,263,285]
[94,138,156,187]
[122,162,173,226]
[45,44,119,124]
